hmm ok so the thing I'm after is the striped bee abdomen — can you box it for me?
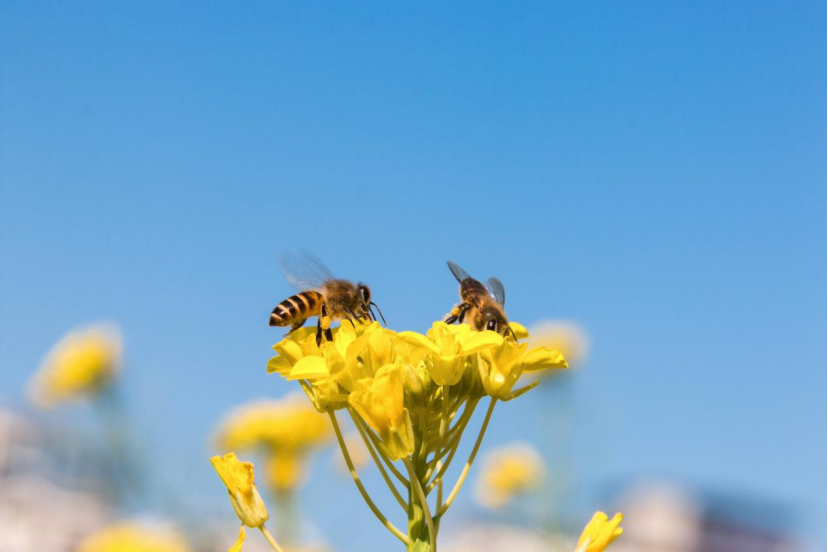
[269,291,324,327]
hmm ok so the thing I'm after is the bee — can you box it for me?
[443,260,516,339]
[269,252,385,345]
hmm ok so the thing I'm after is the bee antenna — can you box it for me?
[508,325,518,341]
[370,302,387,326]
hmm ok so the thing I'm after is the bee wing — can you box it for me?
[486,277,506,307]
[447,260,472,283]
[278,251,336,291]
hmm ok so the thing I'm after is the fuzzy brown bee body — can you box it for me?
[270,253,385,345]
[443,260,513,338]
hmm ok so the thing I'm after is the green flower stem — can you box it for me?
[425,399,478,492]
[328,411,409,545]
[260,525,287,552]
[404,457,437,552]
[348,408,409,511]
[437,398,497,516]
[353,413,410,487]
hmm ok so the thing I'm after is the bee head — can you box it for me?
[358,284,387,326]
[357,283,371,305]
[481,306,511,337]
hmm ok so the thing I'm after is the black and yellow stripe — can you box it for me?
[269,291,324,327]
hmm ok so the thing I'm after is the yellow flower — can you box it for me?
[265,450,305,492]
[478,336,567,400]
[215,394,331,452]
[28,324,122,408]
[211,453,269,528]
[576,511,623,552]
[397,322,503,386]
[528,320,589,368]
[475,442,545,509]
[78,521,190,552]
[348,363,415,460]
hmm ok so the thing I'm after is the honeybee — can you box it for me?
[270,252,385,345]
[443,260,516,339]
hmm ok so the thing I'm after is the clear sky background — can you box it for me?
[1,2,825,550]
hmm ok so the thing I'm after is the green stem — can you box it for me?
[437,398,497,516]
[348,408,409,511]
[327,411,409,545]
[260,525,287,552]
[404,457,437,552]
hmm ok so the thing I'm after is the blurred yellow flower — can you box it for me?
[214,394,332,492]
[528,320,589,368]
[475,442,545,509]
[78,521,190,552]
[28,324,122,408]
[211,453,269,528]
[576,511,623,552]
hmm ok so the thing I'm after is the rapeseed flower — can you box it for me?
[29,324,122,408]
[475,442,545,509]
[77,521,190,552]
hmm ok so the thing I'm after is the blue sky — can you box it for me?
[1,1,824,549]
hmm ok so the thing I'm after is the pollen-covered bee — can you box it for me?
[270,252,385,345]
[443,260,515,339]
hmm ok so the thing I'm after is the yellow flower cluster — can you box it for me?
[576,511,624,552]
[215,394,332,491]
[29,324,122,408]
[78,521,190,552]
[268,321,567,461]
[475,442,545,509]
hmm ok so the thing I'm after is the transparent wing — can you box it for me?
[486,277,506,306]
[447,260,472,283]
[278,251,336,291]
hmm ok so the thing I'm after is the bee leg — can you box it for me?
[343,309,358,328]
[316,303,334,346]
[444,303,470,325]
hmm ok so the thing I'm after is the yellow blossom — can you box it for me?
[475,442,545,509]
[77,521,190,552]
[576,511,623,552]
[397,322,503,386]
[214,394,332,492]
[211,453,269,528]
[529,320,589,368]
[215,395,331,452]
[348,363,415,460]
[29,324,122,408]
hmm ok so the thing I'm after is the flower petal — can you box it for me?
[509,322,530,340]
[396,331,440,355]
[521,347,568,371]
[229,525,245,552]
[287,356,329,381]
[462,331,504,354]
